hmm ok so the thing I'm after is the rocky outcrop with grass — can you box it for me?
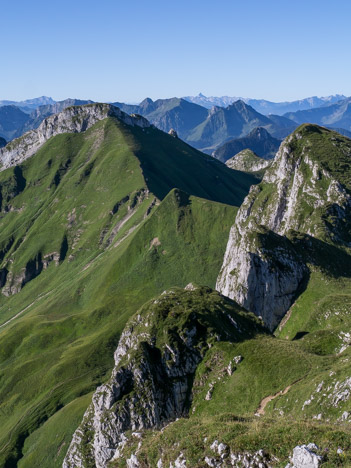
[63,287,263,468]
[217,125,351,330]
[0,104,150,170]
[225,149,272,176]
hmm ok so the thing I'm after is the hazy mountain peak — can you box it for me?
[183,93,347,115]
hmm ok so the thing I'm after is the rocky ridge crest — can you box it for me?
[0,104,150,171]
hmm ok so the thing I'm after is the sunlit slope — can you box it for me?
[0,115,251,466]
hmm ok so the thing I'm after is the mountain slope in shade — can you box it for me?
[113,97,209,140]
[112,98,296,152]
[0,105,31,140]
[185,101,295,152]
[213,127,281,162]
[0,137,6,148]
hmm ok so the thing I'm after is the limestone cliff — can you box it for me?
[217,125,351,330]
[0,104,150,170]
[63,287,263,468]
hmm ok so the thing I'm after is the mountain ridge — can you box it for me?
[184,93,347,114]
[0,103,150,170]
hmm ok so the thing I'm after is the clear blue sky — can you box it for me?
[1,0,351,103]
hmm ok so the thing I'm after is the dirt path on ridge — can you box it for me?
[255,384,292,416]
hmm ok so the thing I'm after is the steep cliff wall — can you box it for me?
[217,125,351,330]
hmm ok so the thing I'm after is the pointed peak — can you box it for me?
[140,97,153,105]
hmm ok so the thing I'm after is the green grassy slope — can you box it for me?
[0,115,251,466]
[104,288,351,468]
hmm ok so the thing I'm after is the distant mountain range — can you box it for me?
[285,97,351,129]
[0,97,297,152]
[1,94,351,156]
[0,96,55,113]
[113,98,298,152]
[184,93,347,115]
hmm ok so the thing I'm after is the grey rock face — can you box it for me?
[168,128,178,138]
[205,442,274,467]
[0,104,150,171]
[63,288,242,468]
[286,443,323,467]
[217,128,351,330]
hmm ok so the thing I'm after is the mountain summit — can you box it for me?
[217,124,351,330]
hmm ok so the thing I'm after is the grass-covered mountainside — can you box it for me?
[63,286,266,467]
[0,106,258,467]
[61,284,351,467]
[94,124,351,467]
[104,287,351,468]
[1,105,351,468]
[212,127,281,162]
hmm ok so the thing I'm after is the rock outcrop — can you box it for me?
[63,287,263,468]
[286,443,323,467]
[168,128,178,138]
[217,125,351,330]
[225,149,272,176]
[0,104,150,171]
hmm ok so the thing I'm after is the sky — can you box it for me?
[1,0,351,103]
